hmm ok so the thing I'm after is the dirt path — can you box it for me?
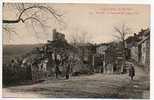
[116,63,150,99]
[3,64,150,98]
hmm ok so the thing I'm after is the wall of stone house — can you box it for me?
[146,39,150,66]
[140,39,150,65]
[141,41,146,65]
[130,46,138,62]
[146,39,150,72]
[140,39,150,72]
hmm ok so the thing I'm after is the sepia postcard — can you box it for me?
[2,2,150,99]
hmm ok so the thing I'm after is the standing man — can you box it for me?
[65,55,71,79]
[129,64,135,80]
[55,53,61,79]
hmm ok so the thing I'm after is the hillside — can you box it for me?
[3,44,44,64]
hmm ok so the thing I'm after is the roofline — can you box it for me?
[137,35,150,45]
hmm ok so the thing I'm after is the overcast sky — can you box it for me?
[3,3,150,44]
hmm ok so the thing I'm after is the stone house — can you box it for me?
[94,44,108,72]
[96,43,108,55]
[126,28,150,72]
[130,46,138,62]
[138,35,150,71]
[76,43,96,73]
[104,42,123,74]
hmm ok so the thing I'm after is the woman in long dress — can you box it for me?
[129,64,135,80]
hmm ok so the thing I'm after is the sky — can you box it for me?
[3,3,150,44]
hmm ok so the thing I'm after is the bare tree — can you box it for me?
[113,23,131,73]
[3,4,62,24]
[69,30,91,46]
[3,3,64,43]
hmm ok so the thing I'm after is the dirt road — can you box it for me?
[3,64,149,98]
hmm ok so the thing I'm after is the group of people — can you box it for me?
[8,52,73,81]
[45,47,78,79]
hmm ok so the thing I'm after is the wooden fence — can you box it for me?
[3,64,47,85]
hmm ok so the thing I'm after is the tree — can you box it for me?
[69,29,92,46]
[113,23,131,73]
[3,3,64,43]
[3,4,62,24]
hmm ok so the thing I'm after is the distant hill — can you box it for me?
[3,44,44,64]
[3,44,45,55]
